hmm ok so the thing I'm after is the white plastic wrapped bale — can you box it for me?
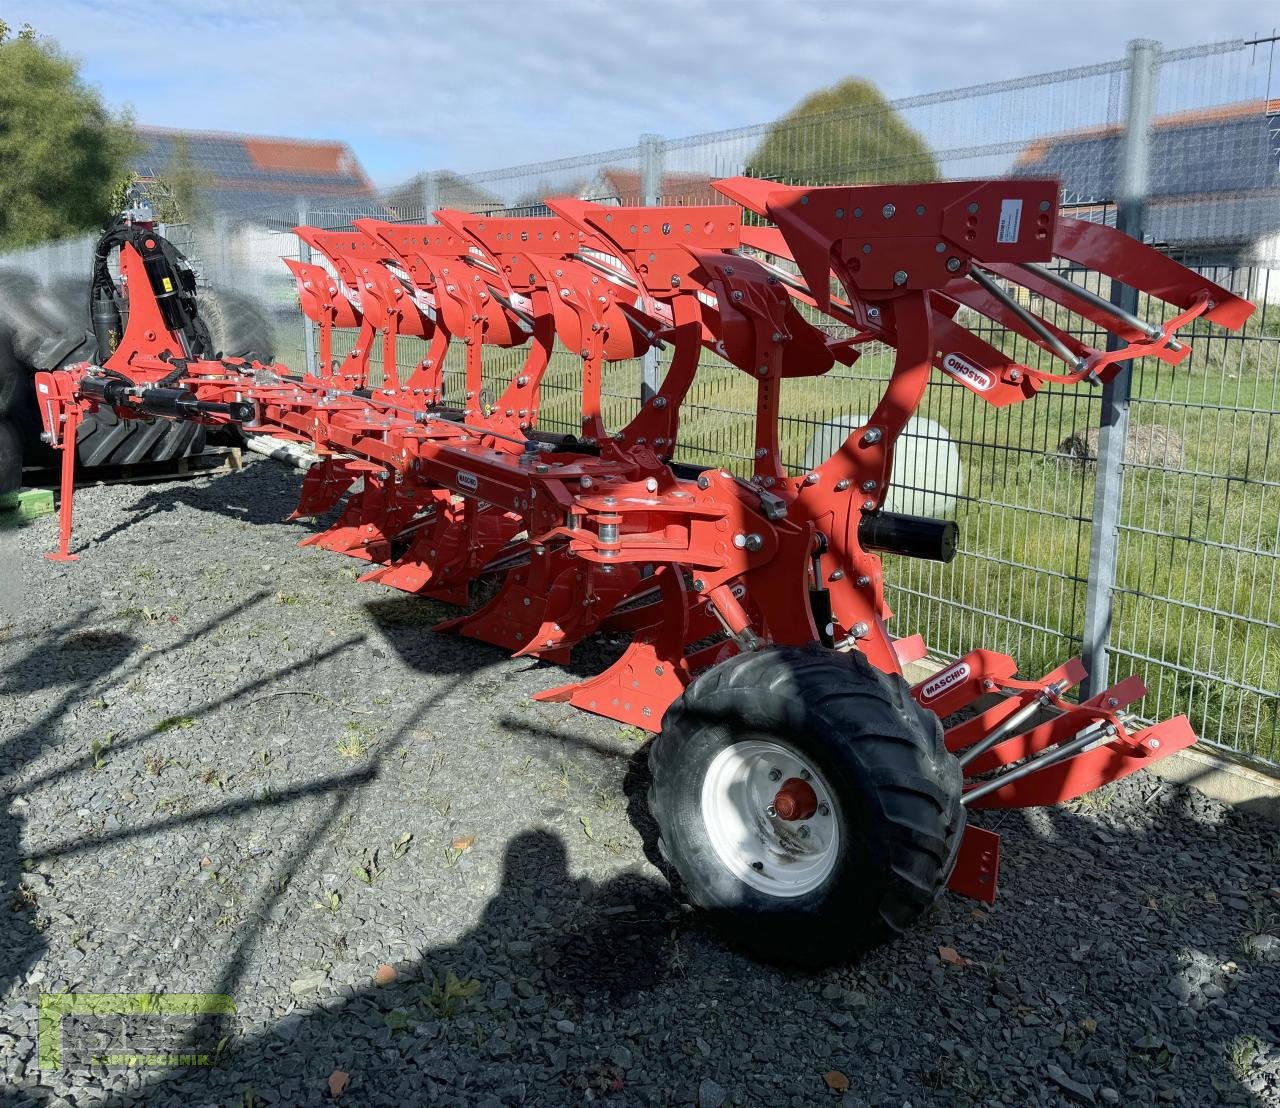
[803,415,963,517]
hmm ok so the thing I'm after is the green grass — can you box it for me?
[263,312,1279,760]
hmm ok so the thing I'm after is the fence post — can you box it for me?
[1081,38,1160,698]
[640,133,665,401]
[296,197,320,377]
[420,171,440,224]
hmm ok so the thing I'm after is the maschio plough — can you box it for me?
[33,177,1253,963]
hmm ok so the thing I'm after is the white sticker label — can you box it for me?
[456,471,479,492]
[942,353,994,392]
[920,661,971,702]
[37,382,49,394]
[997,198,1023,244]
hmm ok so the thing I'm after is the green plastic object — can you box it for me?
[0,487,55,526]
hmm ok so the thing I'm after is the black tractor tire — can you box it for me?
[0,272,209,468]
[0,418,22,495]
[75,405,207,468]
[648,644,964,967]
[200,286,276,362]
[0,327,25,417]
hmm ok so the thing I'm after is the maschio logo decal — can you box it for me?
[456,471,479,492]
[920,661,971,702]
[942,353,994,392]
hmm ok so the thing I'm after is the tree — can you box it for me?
[0,22,137,248]
[748,78,938,186]
[144,136,215,224]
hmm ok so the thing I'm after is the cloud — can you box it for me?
[6,0,1277,186]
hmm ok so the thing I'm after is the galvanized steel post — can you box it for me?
[1081,39,1160,698]
[640,133,665,401]
[297,197,320,377]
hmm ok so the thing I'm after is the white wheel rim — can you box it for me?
[700,739,841,898]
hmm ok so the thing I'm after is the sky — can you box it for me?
[5,0,1277,188]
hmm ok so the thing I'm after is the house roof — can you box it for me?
[587,168,719,206]
[382,171,504,218]
[1016,99,1280,248]
[133,126,378,220]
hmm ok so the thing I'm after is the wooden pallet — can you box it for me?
[22,446,244,492]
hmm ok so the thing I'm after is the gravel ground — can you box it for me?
[2,457,1278,1108]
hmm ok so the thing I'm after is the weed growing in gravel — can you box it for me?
[155,715,196,733]
[314,891,341,914]
[276,592,301,606]
[336,720,374,758]
[198,767,225,789]
[353,848,383,885]
[422,970,482,1018]
[142,751,171,777]
[616,726,648,743]
[1228,1036,1263,1081]
[89,733,115,769]
[1069,786,1115,814]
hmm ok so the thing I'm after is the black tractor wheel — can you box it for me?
[200,286,276,362]
[0,418,22,495]
[0,327,25,418]
[648,645,964,966]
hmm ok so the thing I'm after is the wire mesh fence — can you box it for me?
[2,37,1277,762]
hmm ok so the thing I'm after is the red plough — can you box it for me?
[33,177,1253,963]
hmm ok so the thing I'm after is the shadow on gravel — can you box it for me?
[93,786,1280,1108]
[1,607,140,997]
[95,827,677,1108]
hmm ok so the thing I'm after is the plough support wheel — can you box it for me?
[648,646,963,966]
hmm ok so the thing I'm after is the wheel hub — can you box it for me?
[700,739,840,897]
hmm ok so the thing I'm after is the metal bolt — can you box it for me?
[1148,738,1161,750]
[1040,200,1051,212]
[645,477,658,492]
[768,768,782,782]
[863,428,882,444]
[830,570,844,581]
[851,621,869,638]
[670,275,680,287]
[758,365,768,376]
[1009,369,1022,382]
[744,533,763,552]
[516,375,528,386]
[755,447,768,458]
[967,202,979,214]
[861,479,877,492]
[1107,697,1119,708]
[804,472,819,485]
[834,478,850,491]
[893,270,909,286]
[867,307,880,320]
[732,290,744,301]
[882,203,895,218]
[797,825,811,839]
[856,575,871,587]
[697,474,711,490]
[581,476,593,489]
[935,242,946,253]
[818,803,830,817]
[834,207,845,218]
[693,579,706,592]
[863,499,876,511]
[946,257,962,273]
[653,396,667,409]
[765,804,778,818]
